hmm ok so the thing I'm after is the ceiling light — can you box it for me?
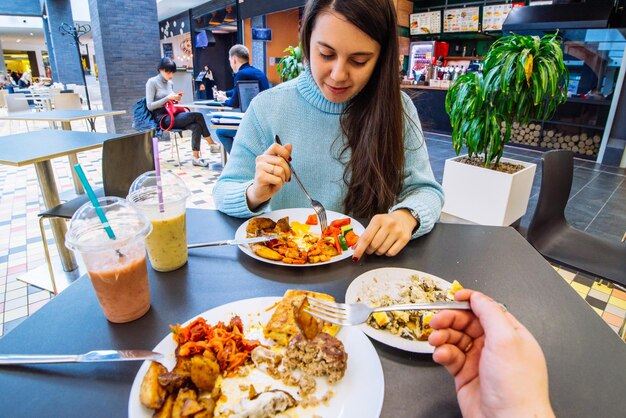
[223,6,235,23]
[16,39,21,43]
[209,12,221,26]
[30,32,34,36]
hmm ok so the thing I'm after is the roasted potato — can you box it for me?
[157,372,191,393]
[190,352,220,392]
[246,217,276,235]
[194,391,218,418]
[172,356,191,375]
[274,217,290,233]
[320,242,339,257]
[171,388,197,418]
[153,393,175,418]
[181,398,204,416]
[251,244,283,261]
[139,361,168,409]
[295,297,324,340]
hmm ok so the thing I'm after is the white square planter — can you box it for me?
[441,155,537,226]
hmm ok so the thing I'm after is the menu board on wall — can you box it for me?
[410,11,441,35]
[443,7,480,33]
[482,4,513,31]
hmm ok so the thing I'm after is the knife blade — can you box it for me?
[188,235,282,249]
[0,350,163,365]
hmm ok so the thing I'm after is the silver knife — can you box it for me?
[188,235,282,249]
[0,350,163,365]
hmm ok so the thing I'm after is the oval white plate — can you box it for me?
[235,208,365,267]
[128,297,384,418]
[345,267,454,353]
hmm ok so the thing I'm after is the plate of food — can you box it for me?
[345,268,463,353]
[235,208,365,267]
[128,290,384,417]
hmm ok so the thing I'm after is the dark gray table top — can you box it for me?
[0,109,125,122]
[0,209,625,417]
[0,129,123,166]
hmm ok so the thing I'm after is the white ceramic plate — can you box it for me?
[345,267,454,353]
[235,208,366,267]
[128,297,384,418]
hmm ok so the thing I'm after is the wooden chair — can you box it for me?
[38,130,156,293]
[526,150,626,287]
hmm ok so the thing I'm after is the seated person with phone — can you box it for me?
[146,58,221,167]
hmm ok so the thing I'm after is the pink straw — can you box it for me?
[152,137,165,213]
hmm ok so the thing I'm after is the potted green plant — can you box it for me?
[442,33,569,226]
[277,42,304,82]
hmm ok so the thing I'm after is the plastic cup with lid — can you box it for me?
[65,196,152,323]
[127,171,190,272]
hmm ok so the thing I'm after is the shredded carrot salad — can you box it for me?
[170,316,261,373]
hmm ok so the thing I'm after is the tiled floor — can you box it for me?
[0,112,624,341]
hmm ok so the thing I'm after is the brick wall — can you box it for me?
[44,0,84,85]
[88,0,161,133]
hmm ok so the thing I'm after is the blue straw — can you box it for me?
[73,164,117,240]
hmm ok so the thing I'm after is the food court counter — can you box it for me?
[402,86,452,134]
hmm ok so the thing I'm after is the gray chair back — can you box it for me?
[102,130,156,197]
[6,93,31,114]
[52,93,82,110]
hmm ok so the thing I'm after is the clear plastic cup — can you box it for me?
[65,197,152,323]
[127,171,190,272]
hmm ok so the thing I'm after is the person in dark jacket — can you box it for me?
[216,45,270,109]
[215,45,270,153]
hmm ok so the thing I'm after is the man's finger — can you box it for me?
[432,345,466,377]
[429,329,474,352]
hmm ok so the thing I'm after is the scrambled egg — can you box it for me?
[361,275,463,341]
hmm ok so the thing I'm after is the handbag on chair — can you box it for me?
[159,100,188,131]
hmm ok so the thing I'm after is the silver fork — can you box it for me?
[274,134,328,232]
[304,297,471,326]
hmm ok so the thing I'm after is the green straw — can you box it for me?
[73,164,117,240]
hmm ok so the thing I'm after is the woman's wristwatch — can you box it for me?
[407,208,421,233]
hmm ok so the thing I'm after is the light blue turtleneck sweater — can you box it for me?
[213,69,444,238]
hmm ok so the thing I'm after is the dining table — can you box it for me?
[0,129,124,275]
[0,109,125,194]
[0,209,625,417]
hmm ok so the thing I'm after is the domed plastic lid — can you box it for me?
[127,171,190,208]
[65,196,152,253]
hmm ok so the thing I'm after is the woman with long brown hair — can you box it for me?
[214,0,443,259]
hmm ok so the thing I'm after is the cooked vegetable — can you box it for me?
[306,214,318,225]
[139,361,168,409]
[252,244,283,261]
[153,394,175,418]
[344,230,358,247]
[181,397,204,416]
[190,352,220,392]
[340,224,353,235]
[172,388,197,418]
[338,235,348,251]
[171,316,261,375]
[158,372,191,393]
[295,297,324,340]
[330,218,351,228]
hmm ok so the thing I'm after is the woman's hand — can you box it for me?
[351,209,416,260]
[167,93,182,101]
[429,290,554,418]
[246,143,292,210]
